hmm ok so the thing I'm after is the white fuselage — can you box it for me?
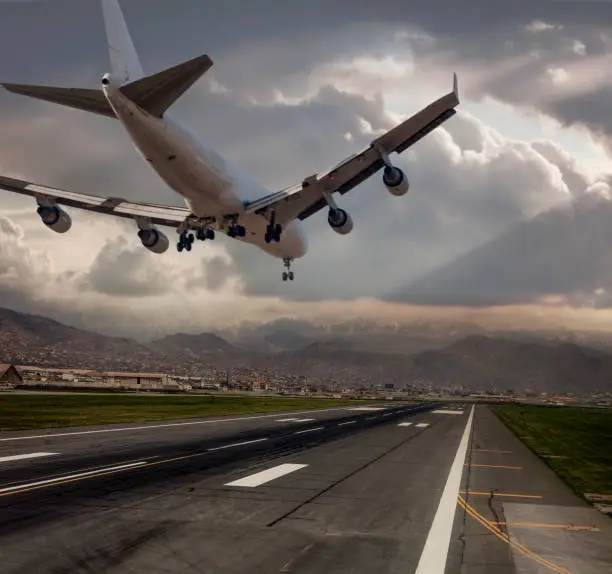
[102,83,308,259]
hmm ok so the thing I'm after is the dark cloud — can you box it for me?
[388,189,612,307]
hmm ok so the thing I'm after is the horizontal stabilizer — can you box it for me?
[1,84,115,118]
[1,53,213,119]
[120,53,213,117]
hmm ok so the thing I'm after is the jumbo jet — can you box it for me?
[0,0,459,282]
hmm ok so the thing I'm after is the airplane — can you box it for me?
[0,0,460,282]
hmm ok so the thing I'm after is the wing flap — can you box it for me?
[0,175,190,227]
[255,74,461,222]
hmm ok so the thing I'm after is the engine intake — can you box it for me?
[327,208,353,235]
[138,227,169,254]
[383,166,409,196]
[36,205,72,233]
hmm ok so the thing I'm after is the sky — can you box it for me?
[2,0,612,339]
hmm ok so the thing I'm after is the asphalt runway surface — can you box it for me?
[0,402,610,573]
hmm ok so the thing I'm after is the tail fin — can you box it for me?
[101,0,144,84]
[0,0,213,119]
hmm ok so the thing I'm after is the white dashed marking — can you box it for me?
[207,438,268,452]
[398,422,413,427]
[432,410,464,415]
[0,452,58,463]
[338,420,356,426]
[294,426,325,435]
[225,463,308,487]
[415,423,430,428]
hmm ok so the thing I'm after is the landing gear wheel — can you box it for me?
[228,225,246,238]
[177,231,193,252]
[206,228,215,240]
[281,257,294,282]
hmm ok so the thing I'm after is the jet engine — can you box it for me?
[138,227,169,254]
[327,208,353,235]
[382,166,409,196]
[36,205,72,233]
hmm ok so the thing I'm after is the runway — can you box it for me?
[0,402,610,573]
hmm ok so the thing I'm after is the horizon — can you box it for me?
[1,1,612,337]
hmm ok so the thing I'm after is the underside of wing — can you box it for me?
[247,74,460,223]
[0,174,190,227]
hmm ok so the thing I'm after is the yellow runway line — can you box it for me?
[460,491,542,499]
[457,495,574,574]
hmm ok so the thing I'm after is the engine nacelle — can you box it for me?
[382,166,409,196]
[36,205,72,233]
[138,227,169,254]
[327,208,353,235]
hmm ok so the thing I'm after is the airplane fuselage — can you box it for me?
[102,82,308,260]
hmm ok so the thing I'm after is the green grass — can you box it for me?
[0,394,364,431]
[491,405,612,497]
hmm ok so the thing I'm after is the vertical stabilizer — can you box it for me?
[101,0,144,84]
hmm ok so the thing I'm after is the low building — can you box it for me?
[0,364,22,389]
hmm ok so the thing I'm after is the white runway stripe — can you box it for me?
[415,423,430,428]
[398,422,413,427]
[414,405,475,574]
[432,410,464,415]
[225,463,308,488]
[0,452,58,463]
[338,420,356,426]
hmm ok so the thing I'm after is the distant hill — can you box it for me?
[409,335,612,393]
[0,307,157,371]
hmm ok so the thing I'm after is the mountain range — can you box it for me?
[1,306,612,394]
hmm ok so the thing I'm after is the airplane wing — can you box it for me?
[244,73,460,224]
[0,174,191,227]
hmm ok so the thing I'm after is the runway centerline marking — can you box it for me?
[337,420,356,426]
[0,452,58,463]
[207,438,268,452]
[398,422,413,427]
[432,410,464,415]
[294,426,325,435]
[415,423,430,428]
[225,463,308,488]
[414,404,475,574]
[0,406,358,442]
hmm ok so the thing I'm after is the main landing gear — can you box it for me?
[227,224,246,238]
[177,228,215,252]
[282,258,294,281]
[264,210,282,244]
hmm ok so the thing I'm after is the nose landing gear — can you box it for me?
[282,258,294,281]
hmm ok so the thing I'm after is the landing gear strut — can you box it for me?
[265,210,282,243]
[282,258,294,282]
